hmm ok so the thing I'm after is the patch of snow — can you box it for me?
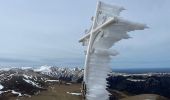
[46,80,59,82]
[11,90,22,96]
[66,83,72,85]
[67,92,81,96]
[127,78,146,82]
[0,84,4,90]
[0,90,22,96]
[0,91,3,94]
[23,74,33,79]
[23,94,31,97]
[23,79,41,88]
[34,65,52,72]
[9,73,15,77]
[21,67,33,70]
[23,74,29,79]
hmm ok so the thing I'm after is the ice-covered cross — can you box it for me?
[79,1,148,100]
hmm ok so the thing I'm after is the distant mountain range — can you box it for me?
[0,65,170,100]
[112,67,170,74]
[0,66,83,97]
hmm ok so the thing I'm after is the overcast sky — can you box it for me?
[0,0,170,68]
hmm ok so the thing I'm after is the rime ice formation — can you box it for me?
[79,1,147,100]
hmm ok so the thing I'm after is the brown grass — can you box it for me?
[10,83,82,100]
[120,94,169,100]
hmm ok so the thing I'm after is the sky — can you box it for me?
[0,0,170,68]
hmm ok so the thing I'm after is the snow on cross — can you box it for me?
[79,1,148,100]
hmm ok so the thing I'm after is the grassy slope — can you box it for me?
[120,94,169,100]
[9,84,169,100]
[11,84,82,100]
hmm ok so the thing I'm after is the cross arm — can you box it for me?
[79,17,116,43]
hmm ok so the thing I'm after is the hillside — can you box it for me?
[11,83,81,100]
[120,94,169,100]
[0,66,170,100]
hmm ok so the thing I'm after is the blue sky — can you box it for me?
[0,0,170,68]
